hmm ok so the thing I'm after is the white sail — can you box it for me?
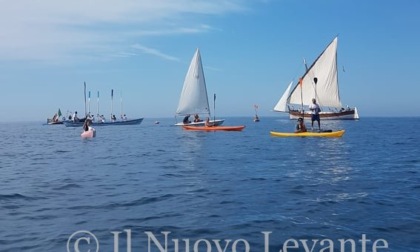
[288,37,342,108]
[176,48,210,115]
[274,81,293,112]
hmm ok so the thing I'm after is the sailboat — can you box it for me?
[46,108,63,125]
[175,48,224,126]
[274,37,359,120]
[253,104,260,122]
[64,85,143,127]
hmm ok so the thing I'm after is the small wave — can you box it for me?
[0,193,40,201]
[69,194,176,210]
[53,184,82,190]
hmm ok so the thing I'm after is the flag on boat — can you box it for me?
[58,109,62,117]
[111,89,114,98]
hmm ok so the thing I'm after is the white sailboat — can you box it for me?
[175,48,224,126]
[274,37,359,120]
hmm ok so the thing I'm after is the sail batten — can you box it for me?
[176,49,211,116]
[288,37,342,108]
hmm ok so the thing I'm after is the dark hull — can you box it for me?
[46,121,63,125]
[64,118,143,127]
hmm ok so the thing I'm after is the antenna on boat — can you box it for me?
[299,78,304,119]
[97,91,100,118]
[213,93,216,125]
[111,89,114,120]
[84,82,87,116]
[88,91,91,115]
[120,90,123,118]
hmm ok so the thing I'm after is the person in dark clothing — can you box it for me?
[183,115,191,124]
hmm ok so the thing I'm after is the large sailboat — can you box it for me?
[274,37,359,120]
[175,48,224,126]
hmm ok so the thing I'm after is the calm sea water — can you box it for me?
[0,117,419,252]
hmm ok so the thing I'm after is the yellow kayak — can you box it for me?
[270,130,345,138]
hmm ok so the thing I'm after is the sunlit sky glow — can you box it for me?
[0,0,419,122]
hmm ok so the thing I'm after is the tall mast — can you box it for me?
[111,89,114,119]
[97,91,100,117]
[120,90,123,117]
[84,82,87,116]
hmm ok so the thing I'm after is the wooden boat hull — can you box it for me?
[270,130,345,137]
[64,118,143,127]
[81,128,96,138]
[289,108,359,120]
[183,125,245,131]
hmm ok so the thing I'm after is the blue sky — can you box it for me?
[0,0,419,122]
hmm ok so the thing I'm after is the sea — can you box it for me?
[0,117,419,252]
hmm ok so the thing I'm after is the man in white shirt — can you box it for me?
[309,98,321,131]
[72,111,79,122]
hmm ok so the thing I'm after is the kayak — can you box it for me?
[270,130,345,138]
[183,125,245,131]
[81,128,96,138]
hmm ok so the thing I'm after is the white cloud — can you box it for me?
[0,0,248,63]
[131,44,180,62]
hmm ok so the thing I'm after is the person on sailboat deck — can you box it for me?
[309,98,321,131]
[295,117,307,133]
[183,115,191,124]
[111,114,117,122]
[193,114,202,122]
[72,111,79,122]
[205,117,213,127]
[52,113,58,122]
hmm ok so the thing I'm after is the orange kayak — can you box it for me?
[182,125,245,131]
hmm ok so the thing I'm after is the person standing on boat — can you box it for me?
[309,98,321,131]
[295,117,307,133]
[72,111,79,122]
